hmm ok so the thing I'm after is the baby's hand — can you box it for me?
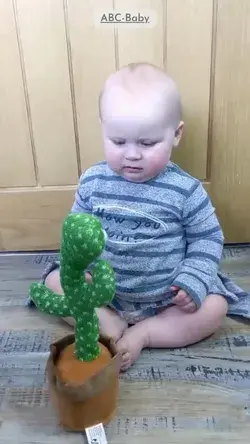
[170,286,197,313]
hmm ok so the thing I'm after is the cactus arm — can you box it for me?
[29,283,71,317]
[89,260,116,307]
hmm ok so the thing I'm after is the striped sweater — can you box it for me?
[71,161,224,308]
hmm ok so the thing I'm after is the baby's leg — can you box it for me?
[117,294,228,371]
[44,269,128,341]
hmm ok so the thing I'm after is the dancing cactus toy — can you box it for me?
[30,212,116,361]
[29,213,121,431]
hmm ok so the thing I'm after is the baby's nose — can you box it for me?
[125,145,141,160]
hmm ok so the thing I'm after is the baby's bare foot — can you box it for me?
[96,307,128,342]
[116,325,149,371]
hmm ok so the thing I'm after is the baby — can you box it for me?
[27,62,250,371]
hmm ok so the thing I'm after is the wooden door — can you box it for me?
[0,0,250,251]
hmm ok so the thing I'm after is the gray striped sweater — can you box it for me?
[71,161,225,308]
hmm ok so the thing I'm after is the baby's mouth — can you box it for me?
[123,166,143,172]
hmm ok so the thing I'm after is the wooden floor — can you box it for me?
[0,248,250,443]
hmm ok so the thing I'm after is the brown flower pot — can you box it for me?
[46,333,122,431]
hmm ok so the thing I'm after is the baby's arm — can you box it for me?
[172,182,224,309]
[71,170,93,214]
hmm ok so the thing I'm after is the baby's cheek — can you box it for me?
[146,152,169,175]
[105,148,122,171]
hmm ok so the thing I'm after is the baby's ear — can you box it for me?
[173,121,184,147]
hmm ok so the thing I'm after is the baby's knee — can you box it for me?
[45,269,75,327]
[203,294,228,324]
[207,293,228,312]
[44,269,63,294]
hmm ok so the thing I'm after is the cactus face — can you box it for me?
[29,213,116,361]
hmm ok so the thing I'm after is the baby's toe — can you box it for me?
[116,328,146,371]
[120,352,131,371]
[116,342,131,371]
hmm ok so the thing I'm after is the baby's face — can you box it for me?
[101,90,181,183]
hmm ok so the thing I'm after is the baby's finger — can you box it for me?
[179,296,193,306]
[170,286,180,292]
[174,297,192,307]
[172,289,188,303]
[179,301,197,313]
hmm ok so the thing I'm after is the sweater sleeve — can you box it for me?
[71,171,93,214]
[172,182,224,307]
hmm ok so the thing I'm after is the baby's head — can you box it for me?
[99,62,183,182]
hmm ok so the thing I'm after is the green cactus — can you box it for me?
[29,213,116,361]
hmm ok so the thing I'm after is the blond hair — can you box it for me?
[98,62,182,127]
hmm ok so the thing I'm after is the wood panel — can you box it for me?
[0,187,75,251]
[114,0,164,68]
[66,0,116,171]
[0,0,35,187]
[210,0,250,242]
[166,0,214,179]
[0,0,250,249]
[15,0,78,186]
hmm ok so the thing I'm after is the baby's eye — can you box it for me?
[139,140,158,147]
[111,138,126,145]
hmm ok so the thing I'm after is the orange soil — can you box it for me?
[57,342,112,384]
